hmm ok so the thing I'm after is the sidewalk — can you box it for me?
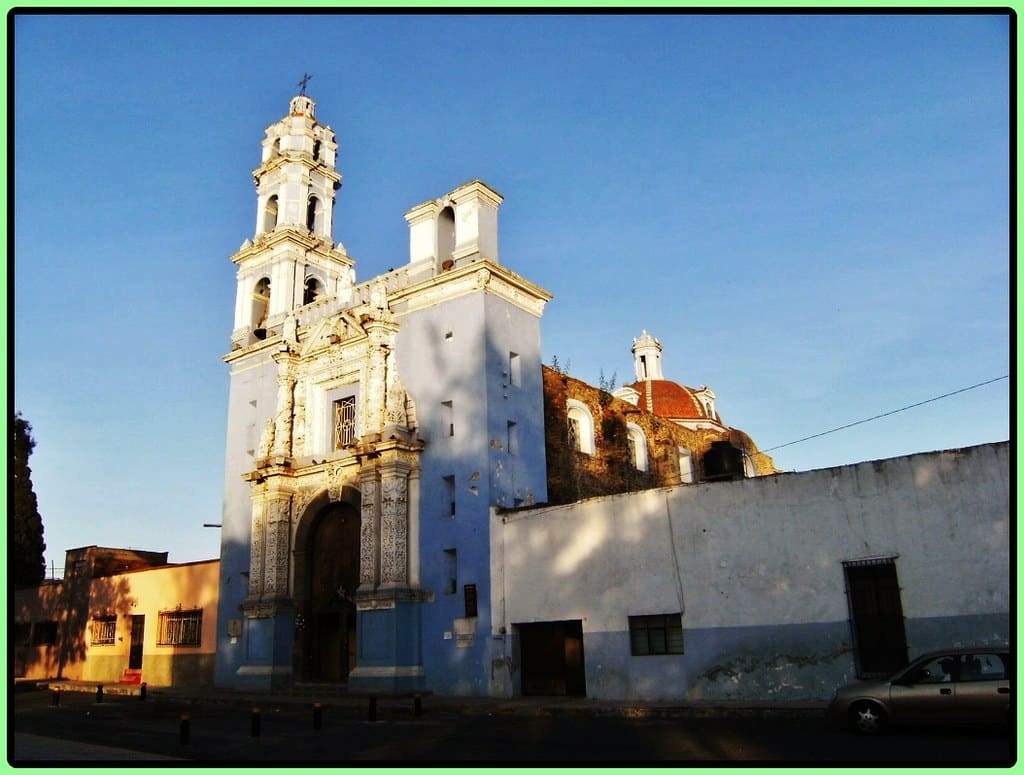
[12,733,183,761]
[142,686,827,720]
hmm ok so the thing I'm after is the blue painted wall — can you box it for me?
[214,355,278,687]
[395,288,548,695]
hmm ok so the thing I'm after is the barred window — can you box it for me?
[91,616,117,646]
[567,416,580,451]
[629,613,684,656]
[158,609,202,647]
[31,621,58,646]
[334,396,357,449]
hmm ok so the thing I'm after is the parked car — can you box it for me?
[828,647,1011,734]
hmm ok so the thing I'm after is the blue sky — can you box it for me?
[14,13,1009,570]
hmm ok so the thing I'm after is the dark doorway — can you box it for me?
[845,559,909,676]
[128,615,145,670]
[518,620,586,696]
[303,502,361,682]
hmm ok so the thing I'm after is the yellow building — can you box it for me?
[14,547,219,687]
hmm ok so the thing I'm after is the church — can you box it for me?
[214,93,775,694]
[16,93,1005,702]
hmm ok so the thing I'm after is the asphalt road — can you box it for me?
[11,690,1014,764]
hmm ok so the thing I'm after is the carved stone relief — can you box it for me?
[379,472,409,586]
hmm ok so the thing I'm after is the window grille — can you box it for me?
[31,621,58,646]
[629,613,684,656]
[158,609,202,647]
[91,616,116,645]
[334,396,357,449]
[567,417,581,451]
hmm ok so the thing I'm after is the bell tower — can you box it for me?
[229,93,355,348]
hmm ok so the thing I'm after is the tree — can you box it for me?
[12,412,46,588]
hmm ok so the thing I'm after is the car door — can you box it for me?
[888,655,958,723]
[955,652,1010,723]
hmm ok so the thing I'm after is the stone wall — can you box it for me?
[542,366,773,505]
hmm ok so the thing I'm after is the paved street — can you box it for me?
[11,690,1013,763]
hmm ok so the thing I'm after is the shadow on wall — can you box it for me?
[14,575,137,680]
[497,444,1009,702]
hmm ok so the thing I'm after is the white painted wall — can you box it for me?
[490,442,1010,699]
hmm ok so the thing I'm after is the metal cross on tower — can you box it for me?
[297,73,313,95]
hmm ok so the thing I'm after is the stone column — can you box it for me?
[261,493,293,598]
[407,468,420,587]
[271,372,296,458]
[247,498,266,599]
[379,462,411,589]
[361,333,388,439]
[358,469,379,591]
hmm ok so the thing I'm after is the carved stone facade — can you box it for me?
[240,286,425,619]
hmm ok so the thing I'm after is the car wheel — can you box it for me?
[849,701,887,735]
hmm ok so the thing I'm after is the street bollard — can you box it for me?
[313,702,323,730]
[51,689,60,708]
[251,708,262,738]
[368,696,377,723]
[96,685,103,704]
[140,682,147,702]
[413,694,422,717]
[179,714,190,745]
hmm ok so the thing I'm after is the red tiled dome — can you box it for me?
[629,380,708,420]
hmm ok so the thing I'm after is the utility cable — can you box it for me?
[761,375,1009,453]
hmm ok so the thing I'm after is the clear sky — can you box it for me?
[14,13,1010,572]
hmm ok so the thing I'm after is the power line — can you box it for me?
[761,375,1009,453]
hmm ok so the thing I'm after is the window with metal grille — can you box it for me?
[91,616,116,646]
[567,416,580,451]
[31,621,58,646]
[629,613,684,656]
[334,396,357,449]
[158,609,202,647]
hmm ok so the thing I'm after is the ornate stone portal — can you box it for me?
[241,288,424,624]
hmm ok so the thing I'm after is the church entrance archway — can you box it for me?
[302,501,361,682]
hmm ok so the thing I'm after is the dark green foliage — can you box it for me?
[12,412,46,588]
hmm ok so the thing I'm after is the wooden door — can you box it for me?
[846,561,908,676]
[128,615,145,670]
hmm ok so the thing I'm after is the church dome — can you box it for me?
[628,379,710,421]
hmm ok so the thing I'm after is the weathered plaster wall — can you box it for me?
[542,367,774,505]
[492,442,1010,700]
[81,560,220,687]
[395,288,548,695]
[215,354,279,686]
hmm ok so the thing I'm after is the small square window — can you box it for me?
[90,616,117,646]
[443,475,456,518]
[158,609,203,647]
[443,548,457,595]
[441,401,454,437]
[507,420,518,455]
[508,352,521,387]
[444,331,454,342]
[629,613,683,656]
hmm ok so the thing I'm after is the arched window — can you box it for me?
[263,195,279,233]
[626,423,648,472]
[251,277,271,337]
[678,447,695,484]
[437,206,456,270]
[312,140,322,161]
[566,399,595,455]
[303,276,323,305]
[270,138,281,159]
[306,196,321,232]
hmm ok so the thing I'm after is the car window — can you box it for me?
[958,653,1007,682]
[908,656,956,684]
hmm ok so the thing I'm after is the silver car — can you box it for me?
[828,647,1011,734]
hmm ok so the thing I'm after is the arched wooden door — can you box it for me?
[304,502,361,682]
